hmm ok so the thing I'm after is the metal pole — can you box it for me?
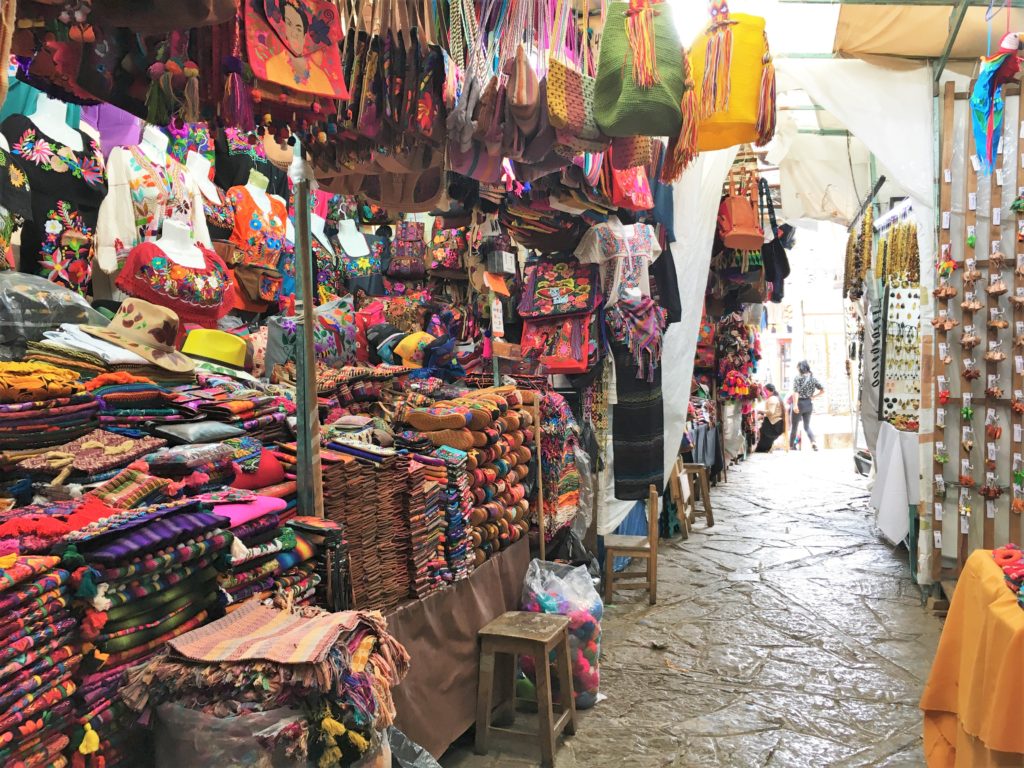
[289,143,325,518]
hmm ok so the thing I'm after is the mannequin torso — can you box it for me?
[139,125,169,166]
[310,214,334,254]
[335,218,369,257]
[152,219,206,268]
[27,94,83,152]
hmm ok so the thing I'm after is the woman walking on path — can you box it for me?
[789,361,824,451]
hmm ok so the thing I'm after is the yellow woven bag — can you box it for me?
[689,11,776,152]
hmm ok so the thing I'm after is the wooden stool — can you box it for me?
[603,484,659,606]
[681,463,715,528]
[475,611,576,767]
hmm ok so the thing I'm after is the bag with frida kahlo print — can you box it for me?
[245,0,347,99]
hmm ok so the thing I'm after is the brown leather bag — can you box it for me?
[718,169,764,251]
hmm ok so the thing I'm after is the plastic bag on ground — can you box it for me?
[386,726,442,768]
[520,559,603,709]
[155,703,307,768]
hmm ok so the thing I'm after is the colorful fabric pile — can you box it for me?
[0,554,78,768]
[209,492,299,610]
[62,497,231,765]
[993,544,1024,607]
[0,361,98,453]
[285,517,344,608]
[135,442,237,495]
[16,429,166,489]
[432,446,476,581]
[539,391,582,537]
[399,453,451,597]
[85,372,184,430]
[172,372,295,443]
[121,602,410,767]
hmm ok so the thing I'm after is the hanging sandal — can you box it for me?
[933,284,958,300]
[991,251,1007,271]
[963,267,983,284]
[984,350,1007,363]
[989,318,1010,329]
[988,280,1009,296]
[961,298,984,312]
[961,332,981,349]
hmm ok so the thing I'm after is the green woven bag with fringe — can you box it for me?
[594,0,685,138]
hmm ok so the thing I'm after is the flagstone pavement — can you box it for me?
[442,449,943,767]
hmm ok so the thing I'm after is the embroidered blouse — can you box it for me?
[574,217,661,307]
[0,148,32,270]
[225,186,288,270]
[1,114,107,295]
[115,241,235,326]
[214,128,289,198]
[95,146,211,274]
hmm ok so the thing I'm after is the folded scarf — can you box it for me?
[605,297,667,382]
[98,531,231,582]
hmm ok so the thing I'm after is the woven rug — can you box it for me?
[168,601,362,664]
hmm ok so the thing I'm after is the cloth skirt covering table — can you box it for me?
[920,550,1024,766]
[385,536,529,758]
[870,421,920,546]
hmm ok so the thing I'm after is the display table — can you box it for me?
[386,536,530,758]
[871,421,919,545]
[920,550,1024,767]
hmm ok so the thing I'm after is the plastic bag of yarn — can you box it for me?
[520,559,603,709]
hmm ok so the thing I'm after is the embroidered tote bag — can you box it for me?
[518,259,601,319]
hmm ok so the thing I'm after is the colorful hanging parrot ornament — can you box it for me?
[971,32,1024,176]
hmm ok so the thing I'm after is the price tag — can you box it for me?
[1017,286,1024,298]
[987,407,997,421]
[1017,356,1024,374]
[937,375,948,387]
[942,243,952,258]
[1019,254,1024,271]
[961,516,971,534]
[1015,452,1022,470]
[967,257,977,271]
[992,272,1002,285]
[989,443,998,462]
[1016,389,1024,400]
[490,298,504,338]
[936,474,946,491]
[965,323,975,333]
[997,168,1005,186]
[942,211,951,230]
[989,339,1001,350]
[939,342,949,358]
[995,207,1003,225]
[965,393,973,408]
[962,426,972,440]
[962,459,972,475]
[934,530,943,548]
[972,154,981,172]
[937,441,946,453]
[961,486,970,501]
[937,409,946,427]
[988,471,997,486]
[968,226,977,242]
[935,502,944,521]
[1017,424,1023,443]
[992,307,1002,319]
[969,192,978,211]
[939,309,948,320]
[1017,321,1024,335]
[987,500,996,519]
[945,168,953,183]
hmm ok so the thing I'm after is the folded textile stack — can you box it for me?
[399,454,451,598]
[15,429,166,489]
[210,492,297,610]
[0,361,99,451]
[0,555,78,768]
[85,372,187,431]
[137,442,238,495]
[63,497,232,766]
[432,446,475,581]
[23,322,196,386]
[172,371,295,443]
[325,440,408,611]
[0,495,150,556]
[122,602,410,767]
[287,517,347,610]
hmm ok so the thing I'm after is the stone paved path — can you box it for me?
[442,449,943,767]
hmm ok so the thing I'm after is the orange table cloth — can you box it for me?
[921,550,1024,767]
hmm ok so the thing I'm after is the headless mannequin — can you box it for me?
[185,151,220,205]
[245,169,273,213]
[310,214,334,254]
[26,93,83,152]
[152,219,206,269]
[336,218,369,256]
[139,124,169,166]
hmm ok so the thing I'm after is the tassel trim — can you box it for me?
[700,18,736,119]
[755,31,776,146]
[662,51,699,182]
[625,0,661,89]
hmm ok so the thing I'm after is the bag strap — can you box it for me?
[758,177,778,239]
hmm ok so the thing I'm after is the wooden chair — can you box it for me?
[475,611,576,768]
[681,463,715,528]
[668,459,690,541]
[603,484,659,605]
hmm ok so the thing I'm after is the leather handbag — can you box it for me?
[759,177,789,302]
[718,169,763,251]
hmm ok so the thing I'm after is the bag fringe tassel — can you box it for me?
[662,51,699,183]
[700,19,733,119]
[625,0,660,89]
[755,34,776,146]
